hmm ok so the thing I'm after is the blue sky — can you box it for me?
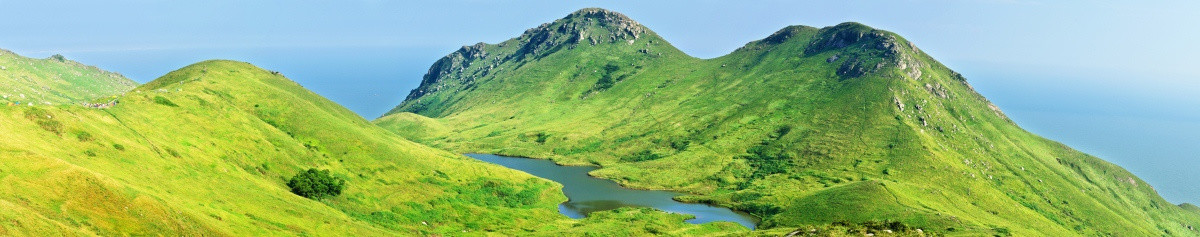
[1,0,1197,204]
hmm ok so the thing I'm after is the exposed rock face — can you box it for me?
[403,8,653,104]
[568,8,645,40]
[987,103,1006,118]
[804,22,914,79]
[836,56,871,78]
[897,52,923,80]
[405,43,489,100]
[511,8,646,61]
[460,43,488,61]
[925,83,949,99]
[805,22,900,56]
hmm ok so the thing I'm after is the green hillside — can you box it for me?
[0,60,747,236]
[381,8,1200,236]
[0,49,135,105]
[1185,203,1200,214]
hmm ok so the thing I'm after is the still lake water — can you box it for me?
[466,154,760,229]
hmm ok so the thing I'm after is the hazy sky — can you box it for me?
[2,0,1197,204]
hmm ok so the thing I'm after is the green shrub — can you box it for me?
[153,96,178,107]
[24,108,63,135]
[735,202,783,218]
[535,132,550,144]
[165,147,182,158]
[23,107,50,120]
[741,144,791,180]
[35,120,63,135]
[585,64,625,95]
[621,150,662,162]
[75,131,94,142]
[593,64,621,91]
[287,168,346,199]
[770,125,793,139]
[448,178,542,208]
[668,137,691,151]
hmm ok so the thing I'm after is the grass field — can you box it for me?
[0,59,756,235]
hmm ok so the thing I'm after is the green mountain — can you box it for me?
[0,49,136,105]
[0,60,748,236]
[380,8,1200,236]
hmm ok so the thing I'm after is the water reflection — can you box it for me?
[467,154,759,229]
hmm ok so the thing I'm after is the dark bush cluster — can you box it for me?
[287,168,346,199]
[535,132,550,144]
[735,202,783,218]
[454,178,541,208]
[74,131,94,142]
[621,150,663,162]
[593,64,621,91]
[153,96,178,107]
[742,144,792,180]
[668,137,691,151]
[24,108,63,135]
[739,125,797,183]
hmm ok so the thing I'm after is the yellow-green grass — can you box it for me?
[380,8,1200,236]
[0,60,748,235]
[0,49,135,105]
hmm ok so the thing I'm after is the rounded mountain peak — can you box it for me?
[565,8,640,26]
[520,8,648,44]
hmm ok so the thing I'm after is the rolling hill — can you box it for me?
[0,60,748,236]
[0,49,135,105]
[380,8,1200,236]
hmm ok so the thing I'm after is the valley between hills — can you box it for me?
[1,8,1197,237]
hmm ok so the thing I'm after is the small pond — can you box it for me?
[467,154,759,229]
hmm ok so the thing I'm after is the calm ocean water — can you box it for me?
[966,64,1200,205]
[41,47,1199,205]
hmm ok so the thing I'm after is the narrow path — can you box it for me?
[101,109,168,159]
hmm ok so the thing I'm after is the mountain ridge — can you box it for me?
[0,49,136,105]
[388,18,945,118]
[380,8,1200,236]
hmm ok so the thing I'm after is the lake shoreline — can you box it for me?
[465,153,761,229]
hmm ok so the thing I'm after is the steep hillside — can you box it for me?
[0,49,136,105]
[0,60,744,235]
[381,8,1200,236]
[1185,204,1200,215]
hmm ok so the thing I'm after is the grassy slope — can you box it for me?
[0,60,744,236]
[380,8,1200,236]
[0,49,136,105]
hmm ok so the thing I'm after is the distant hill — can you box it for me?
[0,49,135,105]
[1185,203,1200,214]
[381,8,1200,236]
[0,60,746,235]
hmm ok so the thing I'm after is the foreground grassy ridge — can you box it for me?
[0,49,136,105]
[381,8,1200,236]
[0,60,745,235]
